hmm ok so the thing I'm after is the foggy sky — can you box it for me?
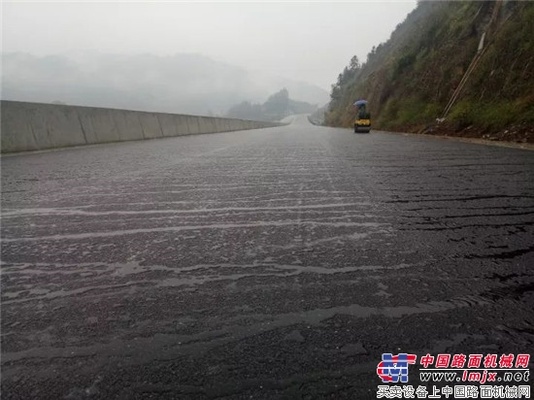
[3,1,417,91]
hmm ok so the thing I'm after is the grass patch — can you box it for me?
[449,99,533,131]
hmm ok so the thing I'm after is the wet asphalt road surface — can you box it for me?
[2,115,534,399]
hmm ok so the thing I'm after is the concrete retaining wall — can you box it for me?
[1,101,282,153]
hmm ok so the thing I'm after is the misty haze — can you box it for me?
[2,51,330,116]
[2,2,415,117]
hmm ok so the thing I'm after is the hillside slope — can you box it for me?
[325,0,534,143]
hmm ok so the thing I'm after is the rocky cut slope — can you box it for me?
[325,0,534,143]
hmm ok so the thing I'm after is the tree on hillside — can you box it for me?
[263,88,290,120]
[328,55,362,118]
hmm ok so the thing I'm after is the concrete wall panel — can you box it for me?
[39,104,87,148]
[139,113,163,139]
[1,102,39,152]
[158,114,179,137]
[81,108,121,144]
[173,115,191,136]
[185,116,200,135]
[113,111,145,141]
[1,101,282,153]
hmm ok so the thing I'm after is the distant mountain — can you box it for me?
[226,88,318,122]
[250,72,330,108]
[1,52,329,116]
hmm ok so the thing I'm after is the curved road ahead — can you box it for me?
[2,115,534,399]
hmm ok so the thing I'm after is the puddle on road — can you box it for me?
[1,220,388,243]
[3,260,533,373]
[1,261,415,304]
[0,202,375,218]
[0,290,505,381]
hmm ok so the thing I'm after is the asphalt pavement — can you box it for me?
[2,115,534,399]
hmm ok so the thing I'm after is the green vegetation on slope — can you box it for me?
[325,1,534,141]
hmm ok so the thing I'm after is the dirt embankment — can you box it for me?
[415,121,534,144]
